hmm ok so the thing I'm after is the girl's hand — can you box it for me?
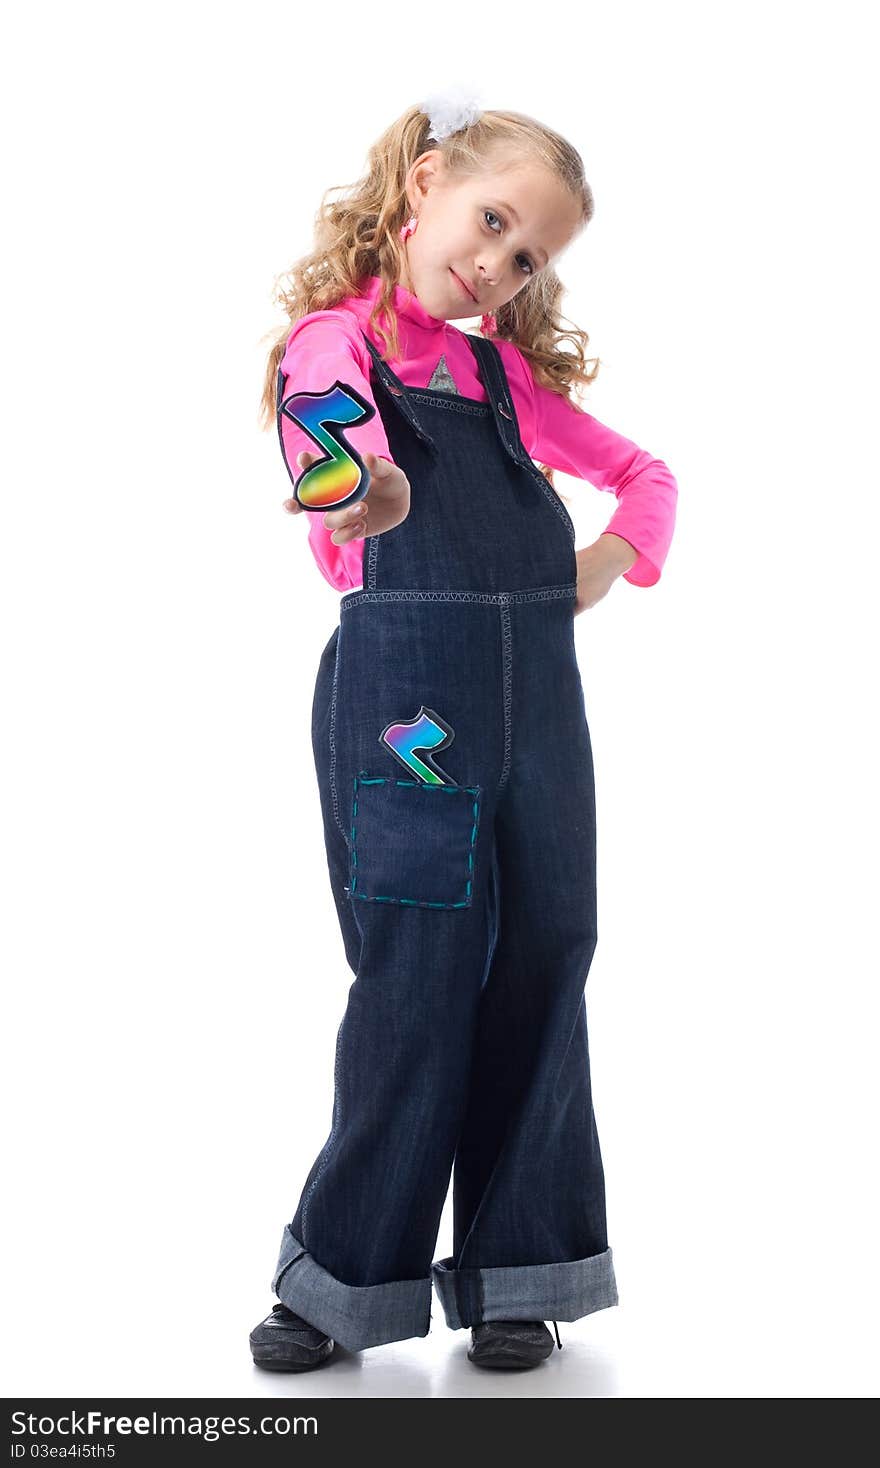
[574,535,639,614]
[282,451,411,545]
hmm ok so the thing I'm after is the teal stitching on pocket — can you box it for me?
[350,773,480,910]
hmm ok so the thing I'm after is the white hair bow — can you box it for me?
[421,83,484,142]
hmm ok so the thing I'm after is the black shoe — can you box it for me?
[467,1318,561,1370]
[249,1302,335,1372]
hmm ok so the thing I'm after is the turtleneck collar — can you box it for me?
[357,274,447,331]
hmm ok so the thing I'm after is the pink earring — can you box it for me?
[399,215,418,241]
[481,312,498,336]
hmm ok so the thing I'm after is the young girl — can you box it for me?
[250,91,678,1374]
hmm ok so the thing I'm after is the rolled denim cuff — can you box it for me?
[271,1225,432,1352]
[430,1246,619,1329]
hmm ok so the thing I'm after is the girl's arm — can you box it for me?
[496,342,679,588]
[277,311,396,591]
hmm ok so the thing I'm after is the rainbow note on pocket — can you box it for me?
[379,707,457,786]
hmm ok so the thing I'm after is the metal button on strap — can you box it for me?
[498,401,512,419]
[386,384,403,397]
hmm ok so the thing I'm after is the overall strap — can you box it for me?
[466,333,577,543]
[463,333,531,470]
[358,329,438,458]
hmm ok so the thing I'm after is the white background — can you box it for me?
[3,0,878,1399]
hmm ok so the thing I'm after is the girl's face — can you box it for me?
[399,150,584,322]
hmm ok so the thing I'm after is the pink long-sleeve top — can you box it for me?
[277,274,677,590]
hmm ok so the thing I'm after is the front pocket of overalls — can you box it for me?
[349,773,481,910]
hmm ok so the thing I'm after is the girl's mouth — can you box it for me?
[450,268,476,303]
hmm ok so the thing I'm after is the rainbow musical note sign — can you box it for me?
[379,707,457,786]
[280,380,376,510]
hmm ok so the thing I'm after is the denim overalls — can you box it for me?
[271,326,619,1351]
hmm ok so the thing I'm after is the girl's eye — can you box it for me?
[483,210,535,277]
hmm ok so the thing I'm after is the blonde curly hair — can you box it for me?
[258,104,602,490]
